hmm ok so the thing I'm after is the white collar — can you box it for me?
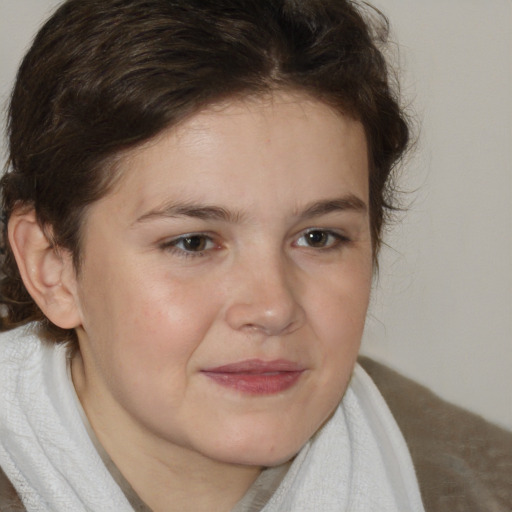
[0,326,424,512]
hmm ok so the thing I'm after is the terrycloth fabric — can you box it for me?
[258,363,425,512]
[0,326,425,512]
[360,356,512,512]
[0,327,133,512]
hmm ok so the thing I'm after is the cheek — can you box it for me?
[308,259,372,338]
[304,258,372,394]
[95,269,224,368]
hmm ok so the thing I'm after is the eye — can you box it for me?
[161,234,217,255]
[295,229,347,249]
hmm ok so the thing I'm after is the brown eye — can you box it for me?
[305,230,329,247]
[162,234,216,255]
[295,229,347,250]
[182,235,208,252]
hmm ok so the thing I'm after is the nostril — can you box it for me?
[225,299,305,337]
[223,261,305,336]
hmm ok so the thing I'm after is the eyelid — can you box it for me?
[293,228,351,249]
[159,232,219,256]
[158,227,350,257]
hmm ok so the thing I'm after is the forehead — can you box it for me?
[89,92,369,225]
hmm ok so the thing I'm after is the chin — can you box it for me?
[216,447,300,469]
[204,428,310,468]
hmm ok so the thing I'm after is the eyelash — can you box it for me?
[159,234,218,258]
[159,229,350,258]
[294,229,350,251]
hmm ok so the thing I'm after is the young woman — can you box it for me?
[0,1,510,511]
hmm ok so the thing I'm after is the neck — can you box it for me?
[98,427,261,512]
[71,353,262,512]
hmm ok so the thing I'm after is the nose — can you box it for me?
[224,254,305,337]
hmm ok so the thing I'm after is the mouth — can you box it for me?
[201,359,305,395]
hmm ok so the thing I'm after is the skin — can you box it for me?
[28,92,373,511]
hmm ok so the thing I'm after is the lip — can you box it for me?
[201,359,305,395]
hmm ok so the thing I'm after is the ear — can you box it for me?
[8,209,82,329]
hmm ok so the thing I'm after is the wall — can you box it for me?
[363,0,512,430]
[1,0,511,429]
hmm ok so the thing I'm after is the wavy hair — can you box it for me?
[1,0,409,342]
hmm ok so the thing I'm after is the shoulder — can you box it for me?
[0,325,53,512]
[0,324,41,361]
[0,327,33,512]
[359,356,512,512]
[0,466,25,512]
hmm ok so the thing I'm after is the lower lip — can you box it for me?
[202,371,303,394]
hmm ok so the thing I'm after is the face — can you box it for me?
[71,92,372,468]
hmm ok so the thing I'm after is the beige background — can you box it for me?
[1,0,511,429]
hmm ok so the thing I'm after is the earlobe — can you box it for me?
[8,209,82,329]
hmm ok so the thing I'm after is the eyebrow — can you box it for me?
[134,194,367,225]
[135,203,242,224]
[296,195,367,220]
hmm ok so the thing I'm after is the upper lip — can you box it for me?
[202,359,304,374]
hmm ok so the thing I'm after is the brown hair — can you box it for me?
[1,0,409,343]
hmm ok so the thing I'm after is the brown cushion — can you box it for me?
[2,358,511,511]
[359,356,512,512]
[0,466,24,511]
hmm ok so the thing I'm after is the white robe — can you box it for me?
[0,325,425,511]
